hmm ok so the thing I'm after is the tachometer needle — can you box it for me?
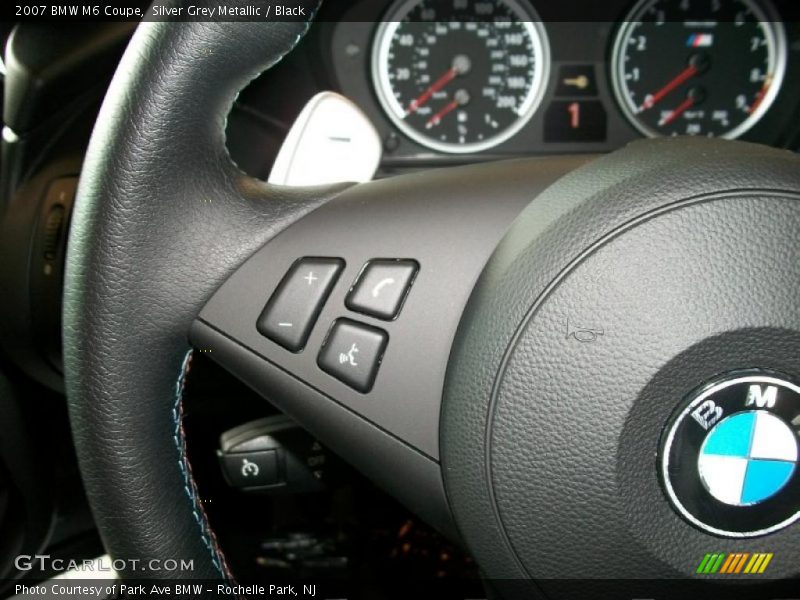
[640,64,698,112]
[407,67,458,114]
[747,75,772,114]
[659,96,695,126]
[426,99,460,129]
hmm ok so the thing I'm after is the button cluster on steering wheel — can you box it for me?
[256,257,418,393]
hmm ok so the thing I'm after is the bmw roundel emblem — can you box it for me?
[661,371,800,537]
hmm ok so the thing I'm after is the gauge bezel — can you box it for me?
[610,0,788,140]
[371,0,551,154]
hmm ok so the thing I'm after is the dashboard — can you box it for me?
[228,0,800,172]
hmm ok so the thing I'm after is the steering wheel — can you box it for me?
[64,11,800,598]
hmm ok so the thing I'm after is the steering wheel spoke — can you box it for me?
[191,158,586,535]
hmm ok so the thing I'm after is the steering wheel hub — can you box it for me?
[441,138,800,589]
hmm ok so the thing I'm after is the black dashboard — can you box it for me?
[228,0,800,177]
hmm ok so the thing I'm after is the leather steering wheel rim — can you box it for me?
[63,10,333,579]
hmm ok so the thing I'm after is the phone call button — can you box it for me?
[346,259,418,320]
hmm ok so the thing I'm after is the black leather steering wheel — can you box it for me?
[63,11,336,580]
[64,9,800,598]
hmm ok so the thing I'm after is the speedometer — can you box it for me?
[371,0,550,154]
[611,0,787,139]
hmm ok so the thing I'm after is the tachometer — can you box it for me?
[611,0,786,139]
[372,0,550,154]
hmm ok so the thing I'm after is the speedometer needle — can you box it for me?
[426,99,460,129]
[659,96,695,126]
[407,67,458,114]
[640,64,698,112]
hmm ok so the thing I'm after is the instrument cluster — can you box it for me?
[329,0,800,161]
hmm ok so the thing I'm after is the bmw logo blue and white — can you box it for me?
[661,372,800,537]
